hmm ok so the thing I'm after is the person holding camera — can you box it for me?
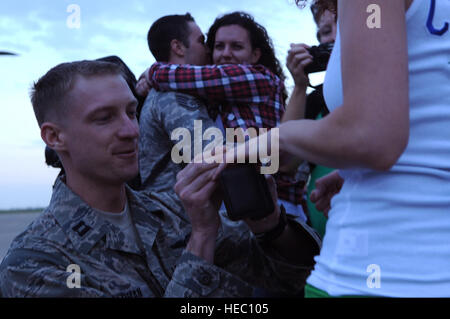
[283,1,337,123]
[282,1,337,239]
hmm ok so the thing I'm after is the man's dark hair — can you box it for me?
[206,11,287,103]
[98,55,145,120]
[147,13,195,62]
[98,56,138,99]
[31,60,122,127]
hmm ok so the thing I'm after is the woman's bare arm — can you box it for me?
[278,0,410,171]
[229,0,410,172]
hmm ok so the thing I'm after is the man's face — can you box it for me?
[61,74,139,186]
[212,24,260,65]
[184,21,210,65]
[317,9,337,44]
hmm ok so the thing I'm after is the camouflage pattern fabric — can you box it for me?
[0,177,320,297]
[138,89,216,212]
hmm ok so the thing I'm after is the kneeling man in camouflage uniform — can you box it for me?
[0,60,320,297]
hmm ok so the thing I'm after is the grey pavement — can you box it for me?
[0,212,41,262]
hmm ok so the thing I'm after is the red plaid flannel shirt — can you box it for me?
[147,62,306,206]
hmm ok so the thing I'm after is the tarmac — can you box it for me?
[0,212,40,262]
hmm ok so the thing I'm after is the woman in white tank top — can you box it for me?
[229,0,450,296]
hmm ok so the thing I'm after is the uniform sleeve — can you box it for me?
[252,218,322,294]
[138,91,219,191]
[212,215,322,296]
[151,93,219,164]
[165,217,321,297]
[157,93,217,146]
[0,248,106,297]
[147,62,279,105]
[164,250,255,297]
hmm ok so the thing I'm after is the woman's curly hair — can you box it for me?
[296,0,337,24]
[206,11,288,103]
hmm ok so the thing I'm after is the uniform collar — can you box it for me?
[49,177,162,255]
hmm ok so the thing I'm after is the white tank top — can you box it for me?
[308,0,450,296]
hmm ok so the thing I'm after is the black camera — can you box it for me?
[304,42,334,74]
[219,164,275,221]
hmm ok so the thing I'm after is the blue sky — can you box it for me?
[0,0,320,209]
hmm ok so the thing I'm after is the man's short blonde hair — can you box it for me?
[30,60,121,127]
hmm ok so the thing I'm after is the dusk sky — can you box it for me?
[0,0,321,209]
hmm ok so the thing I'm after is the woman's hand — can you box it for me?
[310,170,344,218]
[286,43,313,88]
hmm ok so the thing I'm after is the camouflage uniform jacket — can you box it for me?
[138,89,216,209]
[0,177,321,297]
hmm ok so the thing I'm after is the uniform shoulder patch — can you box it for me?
[175,93,202,110]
